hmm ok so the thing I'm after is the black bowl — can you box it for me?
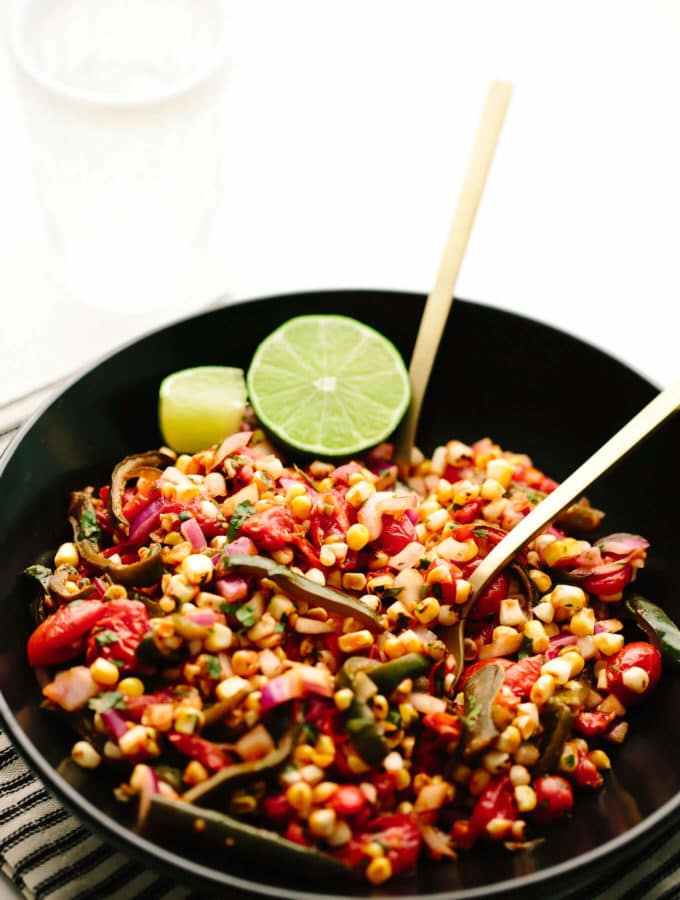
[1,290,679,900]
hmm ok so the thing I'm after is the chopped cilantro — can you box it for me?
[472,527,490,540]
[89,691,126,712]
[386,709,401,726]
[227,500,256,541]
[204,655,222,679]
[300,723,319,744]
[464,697,481,729]
[178,511,191,522]
[235,603,257,628]
[564,754,576,768]
[416,558,431,570]
[78,507,101,541]
[379,586,403,601]
[95,629,119,646]
[517,636,533,659]
[274,616,287,634]
[431,583,443,600]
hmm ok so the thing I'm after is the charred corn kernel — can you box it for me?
[341,572,366,593]
[541,657,572,684]
[593,632,625,657]
[426,564,453,586]
[231,650,260,677]
[532,601,555,624]
[175,482,201,503]
[425,508,448,532]
[254,456,283,480]
[523,620,549,653]
[286,781,312,815]
[514,743,540,767]
[119,725,150,756]
[569,607,596,636]
[437,604,458,627]
[435,478,454,503]
[371,694,389,719]
[359,593,380,611]
[71,740,101,769]
[541,538,587,568]
[215,675,251,703]
[622,665,649,694]
[468,769,491,796]
[514,784,537,813]
[345,481,375,508]
[486,458,513,487]
[308,808,337,839]
[452,480,480,506]
[496,725,522,754]
[509,765,531,786]
[173,704,204,734]
[531,673,556,705]
[483,751,510,775]
[290,494,312,520]
[203,472,227,497]
[588,749,611,770]
[118,677,144,697]
[387,599,409,622]
[414,597,440,625]
[166,573,198,604]
[181,554,214,585]
[543,622,560,637]
[334,688,354,711]
[447,440,474,467]
[299,764,325,785]
[338,630,373,653]
[268,593,295,620]
[55,542,79,568]
[480,478,505,500]
[366,856,392,885]
[89,658,120,686]
[204,623,233,653]
[561,651,585,677]
[394,768,411,790]
[319,545,336,567]
[304,568,326,586]
[549,584,587,613]
[499,598,526,628]
[528,569,552,594]
[367,573,394,593]
[183,760,209,786]
[285,483,308,503]
[482,497,509,522]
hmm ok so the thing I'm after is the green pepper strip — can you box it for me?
[462,663,504,759]
[626,594,680,668]
[144,794,353,881]
[110,450,175,529]
[48,568,95,603]
[533,698,575,777]
[183,728,298,806]
[222,555,383,632]
[367,653,433,694]
[68,492,164,587]
[335,657,388,766]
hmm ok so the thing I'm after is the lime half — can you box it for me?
[246,315,410,457]
[159,366,247,454]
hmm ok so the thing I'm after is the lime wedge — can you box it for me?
[246,315,410,457]
[159,366,247,453]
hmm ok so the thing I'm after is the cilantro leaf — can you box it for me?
[378,586,403,600]
[95,629,119,647]
[204,655,222,679]
[227,500,256,541]
[235,603,257,628]
[517,636,533,660]
[89,691,126,712]
[78,507,101,542]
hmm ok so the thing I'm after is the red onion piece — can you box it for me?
[128,497,165,545]
[184,610,219,627]
[181,517,207,550]
[260,670,304,711]
[598,533,649,555]
[223,536,258,557]
[215,576,249,603]
[93,577,108,597]
[131,764,159,828]
[545,633,579,659]
[405,508,419,525]
[296,664,334,698]
[100,708,129,739]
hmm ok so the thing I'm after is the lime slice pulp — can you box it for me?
[246,315,410,457]
[159,366,247,454]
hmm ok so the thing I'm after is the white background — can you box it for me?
[0,1,679,407]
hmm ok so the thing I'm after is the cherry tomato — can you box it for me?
[310,492,352,547]
[421,711,462,741]
[379,514,417,556]
[85,599,149,672]
[167,733,234,771]
[468,775,516,839]
[239,505,298,551]
[533,775,573,824]
[27,599,106,667]
[606,641,662,706]
[453,499,483,524]
[582,566,631,597]
[458,657,512,691]
[503,655,543,699]
[572,757,602,790]
[329,785,367,816]
[340,814,422,876]
[574,710,615,737]
[470,572,510,619]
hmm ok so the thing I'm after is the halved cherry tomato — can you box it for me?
[532,775,573,824]
[27,599,105,667]
[339,814,421,876]
[574,710,615,736]
[85,599,149,672]
[470,572,510,619]
[329,785,367,816]
[503,655,543,699]
[379,514,417,556]
[468,775,516,838]
[421,711,462,740]
[606,641,662,705]
[582,566,631,597]
[239,506,298,551]
[167,733,234,771]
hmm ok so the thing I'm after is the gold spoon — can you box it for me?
[443,377,680,685]
[394,80,513,467]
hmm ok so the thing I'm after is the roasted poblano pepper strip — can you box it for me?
[48,567,95,603]
[626,594,680,667]
[144,794,353,881]
[221,555,383,632]
[68,491,164,587]
[183,728,298,806]
[534,698,575,777]
[336,657,388,765]
[463,663,503,758]
[367,653,433,694]
[110,450,174,529]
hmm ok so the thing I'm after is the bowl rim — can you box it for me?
[0,287,675,898]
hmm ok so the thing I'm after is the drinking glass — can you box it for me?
[10,0,228,313]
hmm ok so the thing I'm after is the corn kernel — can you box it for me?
[621,665,649,694]
[455,580,471,605]
[204,623,233,653]
[383,751,404,772]
[561,650,585,677]
[181,553,214,585]
[541,657,572,684]
[530,673,556,705]
[215,675,252,703]
[308,808,337,839]
[327,820,352,848]
[175,482,201,503]
[89,657,120,686]
[119,725,150,756]
[299,764,325,785]
[569,608,596,636]
[291,495,312,520]
[346,523,370,552]
[588,749,611,770]
[533,601,555,624]
[499,598,526,628]
[345,481,375,508]
[232,650,260,677]
[304,568,326,586]
[366,856,392,885]
[482,497,509,522]
[486,817,513,839]
[118,677,144,697]
[514,785,537,813]
[496,725,521,754]
[437,604,458,626]
[414,597,440,625]
[468,769,491,796]
[514,743,540,767]
[541,538,588,568]
[55,542,79,568]
[338,630,373,653]
[425,508,449,532]
[486,458,513,487]
[394,768,411,790]
[523,620,549,653]
[319,544,337,567]
[286,483,308,502]
[383,636,405,659]
[528,569,552,594]
[480,478,505,501]
[174,707,204,735]
[452,480,481,507]
[334,688,354,710]
[342,571,367,592]
[509,764,531,786]
[483,751,510,774]
[286,781,312,815]
[71,740,101,769]
[184,760,209,785]
[593,632,625,657]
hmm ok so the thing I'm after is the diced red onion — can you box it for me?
[412,625,438,645]
[296,664,334,698]
[294,616,336,634]
[213,431,253,469]
[598,533,649,556]
[181,517,207,550]
[128,497,165,545]
[405,508,419,525]
[545,633,578,659]
[101,708,129,739]
[408,692,447,715]
[184,610,220,627]
[93,577,108,597]
[594,619,624,634]
[389,541,426,571]
[223,536,257,557]
[215,576,249,603]
[260,669,304,711]
[131,764,159,828]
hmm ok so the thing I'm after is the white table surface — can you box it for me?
[1,0,679,409]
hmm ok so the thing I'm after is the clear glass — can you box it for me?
[10,0,228,313]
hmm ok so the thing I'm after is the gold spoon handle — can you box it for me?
[467,379,680,601]
[394,80,512,465]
